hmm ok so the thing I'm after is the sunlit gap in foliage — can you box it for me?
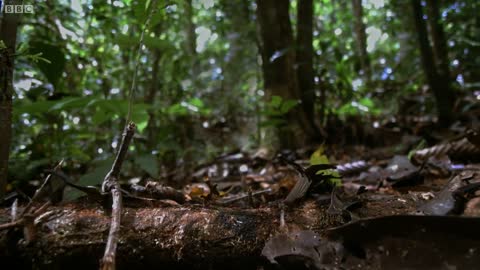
[381,67,393,80]
[352,79,363,91]
[364,0,385,9]
[196,26,218,53]
[366,26,388,53]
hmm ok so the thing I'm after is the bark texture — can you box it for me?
[0,0,20,197]
[256,0,320,149]
[352,0,371,82]
[297,0,322,141]
[0,201,342,269]
[411,0,454,126]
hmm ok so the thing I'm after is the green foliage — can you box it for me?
[28,42,65,87]
[260,95,298,127]
[7,0,479,185]
[309,146,341,186]
[166,97,211,116]
[337,97,381,116]
[134,154,159,176]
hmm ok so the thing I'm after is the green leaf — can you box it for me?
[68,146,91,161]
[14,100,56,115]
[29,42,66,87]
[310,146,341,183]
[133,0,148,21]
[310,146,330,165]
[114,35,138,49]
[92,108,110,125]
[135,155,159,176]
[270,95,282,107]
[188,97,204,108]
[359,97,374,108]
[280,99,298,114]
[167,103,188,116]
[77,159,114,186]
[144,36,168,50]
[64,160,111,202]
[132,108,149,132]
[49,96,95,111]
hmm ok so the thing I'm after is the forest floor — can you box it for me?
[1,112,480,269]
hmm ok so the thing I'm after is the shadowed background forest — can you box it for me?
[0,0,479,198]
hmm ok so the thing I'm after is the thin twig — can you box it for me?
[0,219,22,230]
[0,202,50,231]
[103,123,136,188]
[100,123,136,270]
[126,0,159,125]
[21,160,64,216]
[11,198,18,221]
[218,188,272,205]
[100,185,122,270]
[0,160,62,240]
[22,201,51,243]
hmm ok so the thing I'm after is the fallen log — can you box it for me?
[0,200,343,269]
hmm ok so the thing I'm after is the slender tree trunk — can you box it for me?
[411,0,453,126]
[425,0,451,83]
[181,0,197,171]
[297,0,322,140]
[256,0,319,149]
[145,24,163,148]
[352,0,371,83]
[0,0,20,197]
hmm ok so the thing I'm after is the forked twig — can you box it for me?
[0,160,62,241]
[21,160,64,216]
[0,201,51,244]
[100,122,136,270]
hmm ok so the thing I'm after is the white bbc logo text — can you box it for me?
[4,5,34,13]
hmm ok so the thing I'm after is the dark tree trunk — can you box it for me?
[181,0,197,172]
[144,24,163,148]
[0,0,20,197]
[297,0,321,139]
[425,0,451,83]
[411,0,453,127]
[256,0,319,148]
[352,0,371,83]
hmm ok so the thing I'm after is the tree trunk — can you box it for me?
[182,0,197,171]
[411,0,453,127]
[297,0,322,141]
[144,23,163,149]
[0,0,20,197]
[256,0,319,149]
[425,0,451,84]
[351,0,371,83]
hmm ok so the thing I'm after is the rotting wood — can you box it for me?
[0,201,343,269]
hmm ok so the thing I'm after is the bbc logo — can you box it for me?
[3,4,34,14]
